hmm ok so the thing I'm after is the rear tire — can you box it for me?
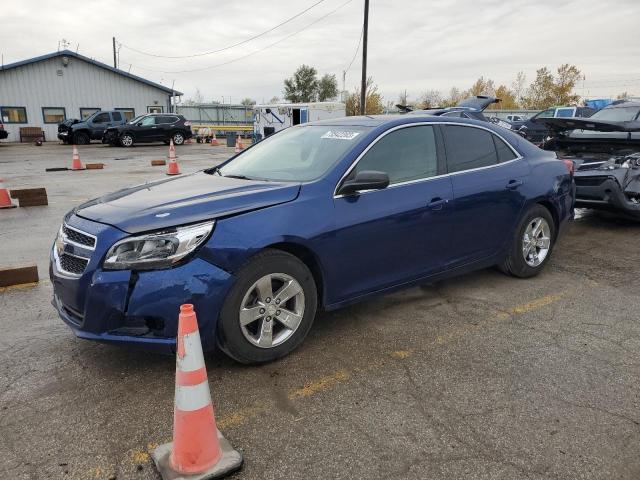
[171,132,185,145]
[216,249,317,364]
[500,205,556,278]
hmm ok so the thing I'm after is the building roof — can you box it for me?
[0,50,182,95]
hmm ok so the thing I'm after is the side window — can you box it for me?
[157,115,178,124]
[92,112,110,123]
[349,126,438,185]
[441,111,463,118]
[493,135,517,162]
[140,116,156,126]
[443,125,498,173]
[555,108,575,118]
[112,112,122,122]
[536,108,555,119]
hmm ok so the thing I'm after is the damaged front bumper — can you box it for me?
[50,214,235,353]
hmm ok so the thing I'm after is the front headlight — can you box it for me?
[103,221,214,270]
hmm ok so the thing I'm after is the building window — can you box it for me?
[1,106,27,124]
[115,108,135,121]
[147,105,164,113]
[42,107,66,124]
[80,108,101,120]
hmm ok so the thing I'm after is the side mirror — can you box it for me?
[136,122,143,126]
[337,170,390,196]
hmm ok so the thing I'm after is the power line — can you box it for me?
[119,0,327,59]
[344,25,363,74]
[121,0,355,74]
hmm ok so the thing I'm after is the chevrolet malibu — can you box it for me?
[51,115,574,363]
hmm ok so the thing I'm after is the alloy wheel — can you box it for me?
[120,135,133,147]
[522,217,551,267]
[239,273,305,348]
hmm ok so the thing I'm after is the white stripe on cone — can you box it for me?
[177,331,206,372]
[175,382,212,412]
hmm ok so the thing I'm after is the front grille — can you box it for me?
[59,253,89,275]
[575,176,607,187]
[63,225,95,248]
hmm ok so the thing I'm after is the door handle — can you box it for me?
[506,179,524,189]
[427,198,448,210]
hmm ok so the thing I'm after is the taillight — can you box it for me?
[562,159,575,175]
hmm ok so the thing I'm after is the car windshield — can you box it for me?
[218,125,370,182]
[590,106,640,122]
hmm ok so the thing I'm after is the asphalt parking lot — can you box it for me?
[1,141,639,480]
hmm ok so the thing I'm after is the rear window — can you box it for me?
[443,125,498,172]
[591,106,640,122]
[157,115,179,124]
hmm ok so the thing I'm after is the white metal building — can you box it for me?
[0,50,181,141]
[253,102,346,138]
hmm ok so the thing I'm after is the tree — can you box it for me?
[240,98,256,106]
[284,65,319,102]
[441,87,464,107]
[345,77,384,116]
[492,85,518,109]
[617,92,631,100]
[523,67,555,109]
[511,71,527,106]
[553,64,582,106]
[468,76,496,97]
[523,64,582,109]
[183,88,204,106]
[418,90,443,109]
[318,74,339,101]
[268,96,280,103]
[398,91,409,106]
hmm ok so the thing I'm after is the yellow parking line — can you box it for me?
[288,369,349,400]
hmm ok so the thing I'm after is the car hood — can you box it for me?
[75,171,301,233]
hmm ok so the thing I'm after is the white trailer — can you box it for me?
[253,102,346,139]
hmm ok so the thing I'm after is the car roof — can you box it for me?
[308,114,500,130]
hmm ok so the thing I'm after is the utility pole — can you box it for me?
[112,37,117,69]
[359,0,369,115]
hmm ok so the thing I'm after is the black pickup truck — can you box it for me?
[57,110,127,144]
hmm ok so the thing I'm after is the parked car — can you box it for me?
[516,106,596,144]
[103,113,193,147]
[0,119,8,140]
[407,96,510,126]
[57,110,127,145]
[51,115,574,363]
[538,100,640,218]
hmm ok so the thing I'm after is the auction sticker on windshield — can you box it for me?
[321,131,361,140]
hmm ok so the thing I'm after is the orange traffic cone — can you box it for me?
[151,304,243,479]
[210,132,219,146]
[166,140,180,176]
[234,134,243,154]
[70,145,85,170]
[0,178,16,209]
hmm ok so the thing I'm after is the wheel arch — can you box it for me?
[535,199,559,238]
[264,242,326,309]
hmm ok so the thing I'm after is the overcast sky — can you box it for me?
[2,0,640,104]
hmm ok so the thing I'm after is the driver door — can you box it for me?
[326,125,454,303]
[133,115,161,141]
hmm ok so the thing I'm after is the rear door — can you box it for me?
[442,124,529,265]
[329,124,454,301]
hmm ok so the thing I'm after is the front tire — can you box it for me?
[73,132,89,145]
[501,205,556,278]
[120,133,134,147]
[217,249,317,364]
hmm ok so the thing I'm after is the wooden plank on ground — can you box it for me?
[151,160,166,166]
[10,188,47,199]
[0,264,39,288]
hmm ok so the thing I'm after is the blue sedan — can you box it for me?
[50,115,574,363]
